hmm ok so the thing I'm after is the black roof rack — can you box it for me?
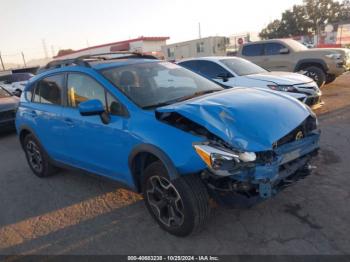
[38,51,158,73]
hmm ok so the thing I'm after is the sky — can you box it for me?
[0,0,303,64]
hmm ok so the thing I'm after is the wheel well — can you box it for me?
[296,62,325,72]
[130,152,160,192]
[19,129,31,148]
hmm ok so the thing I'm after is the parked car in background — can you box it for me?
[17,53,320,236]
[0,86,19,131]
[0,73,34,96]
[237,39,350,87]
[178,57,321,107]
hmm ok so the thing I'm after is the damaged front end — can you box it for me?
[196,117,320,207]
[155,88,320,207]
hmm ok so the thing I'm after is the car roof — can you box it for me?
[178,56,243,63]
[37,52,160,74]
[90,58,158,70]
[242,38,296,45]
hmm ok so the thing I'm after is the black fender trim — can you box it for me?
[128,144,180,192]
[294,59,329,72]
[18,125,39,149]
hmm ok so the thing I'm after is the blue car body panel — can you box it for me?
[16,60,320,197]
[157,87,310,152]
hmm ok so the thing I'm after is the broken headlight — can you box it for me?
[193,144,256,171]
[267,84,297,92]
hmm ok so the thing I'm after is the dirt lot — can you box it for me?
[0,74,350,255]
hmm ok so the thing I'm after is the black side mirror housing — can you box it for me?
[217,73,231,82]
[13,90,22,97]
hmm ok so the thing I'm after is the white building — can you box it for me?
[54,36,170,60]
[162,36,229,61]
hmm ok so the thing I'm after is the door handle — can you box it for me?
[63,118,75,127]
[28,110,38,118]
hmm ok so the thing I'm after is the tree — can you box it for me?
[259,0,350,39]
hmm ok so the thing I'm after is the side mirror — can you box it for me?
[78,99,110,124]
[279,48,289,54]
[216,73,232,82]
[13,90,22,97]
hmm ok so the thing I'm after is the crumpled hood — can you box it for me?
[157,88,310,152]
[0,96,19,111]
[244,71,313,85]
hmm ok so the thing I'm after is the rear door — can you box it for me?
[27,74,66,159]
[263,42,291,71]
[240,43,265,67]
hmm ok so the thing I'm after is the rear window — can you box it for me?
[33,74,64,105]
[242,44,264,56]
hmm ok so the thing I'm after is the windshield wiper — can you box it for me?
[142,89,220,110]
[173,89,220,103]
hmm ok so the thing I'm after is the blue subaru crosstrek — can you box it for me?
[16,53,320,236]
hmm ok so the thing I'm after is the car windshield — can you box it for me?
[101,61,223,109]
[0,87,11,98]
[220,58,267,76]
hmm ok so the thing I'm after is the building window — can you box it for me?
[167,47,175,58]
[196,42,204,53]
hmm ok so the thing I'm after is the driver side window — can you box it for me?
[264,43,286,56]
[67,73,126,116]
[67,73,106,108]
[196,61,232,79]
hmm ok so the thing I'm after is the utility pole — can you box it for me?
[0,52,5,70]
[51,45,55,57]
[198,22,202,39]
[42,39,49,59]
[21,52,27,67]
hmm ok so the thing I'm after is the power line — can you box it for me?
[21,52,27,67]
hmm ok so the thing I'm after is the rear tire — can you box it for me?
[23,134,57,177]
[142,161,210,237]
[303,66,326,88]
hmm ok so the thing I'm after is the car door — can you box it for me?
[61,72,130,181]
[241,43,265,68]
[28,74,66,159]
[263,43,291,71]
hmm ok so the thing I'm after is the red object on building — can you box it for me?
[316,43,342,48]
[54,36,170,58]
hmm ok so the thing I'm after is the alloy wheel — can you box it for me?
[26,140,43,173]
[304,71,319,82]
[146,176,185,227]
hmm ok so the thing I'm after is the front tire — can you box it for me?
[303,66,326,87]
[23,134,57,177]
[325,74,336,84]
[142,161,210,237]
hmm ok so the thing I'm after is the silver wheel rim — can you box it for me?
[146,176,184,227]
[26,140,43,173]
[304,71,319,82]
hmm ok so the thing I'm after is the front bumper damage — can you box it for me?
[203,132,320,207]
